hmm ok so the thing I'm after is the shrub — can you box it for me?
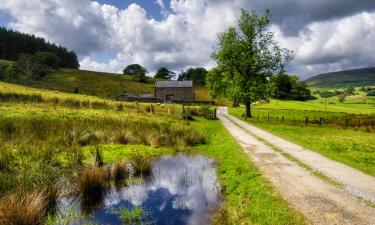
[111,162,129,181]
[367,90,375,96]
[131,157,152,177]
[74,166,109,214]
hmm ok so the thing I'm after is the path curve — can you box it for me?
[217,107,375,225]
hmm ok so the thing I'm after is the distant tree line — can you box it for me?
[122,64,208,86]
[0,27,79,69]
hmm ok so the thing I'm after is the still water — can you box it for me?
[59,154,222,225]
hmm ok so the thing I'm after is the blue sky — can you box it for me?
[1,0,375,78]
[96,0,167,20]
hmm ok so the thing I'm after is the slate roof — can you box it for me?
[155,80,193,88]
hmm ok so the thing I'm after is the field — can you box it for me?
[0,82,304,225]
[229,94,375,176]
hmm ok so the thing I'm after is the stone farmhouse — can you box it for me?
[117,80,213,104]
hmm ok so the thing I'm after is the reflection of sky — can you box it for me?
[102,154,221,225]
[58,154,221,225]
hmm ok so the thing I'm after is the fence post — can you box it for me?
[214,109,217,119]
[257,114,259,122]
[305,117,309,126]
[320,118,322,126]
[282,116,285,124]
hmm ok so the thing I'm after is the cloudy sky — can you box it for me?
[1,0,375,79]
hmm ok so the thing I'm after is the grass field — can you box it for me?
[0,84,305,224]
[230,99,375,176]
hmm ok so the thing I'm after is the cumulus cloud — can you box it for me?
[1,0,375,78]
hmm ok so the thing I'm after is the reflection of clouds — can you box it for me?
[105,154,221,225]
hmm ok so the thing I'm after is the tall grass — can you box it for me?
[73,166,109,214]
[0,189,48,225]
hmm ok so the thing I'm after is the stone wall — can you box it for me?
[155,87,195,101]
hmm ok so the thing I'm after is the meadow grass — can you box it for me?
[0,83,307,224]
[230,106,375,176]
[194,119,306,225]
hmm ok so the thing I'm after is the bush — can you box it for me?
[367,90,375,96]
[74,166,109,214]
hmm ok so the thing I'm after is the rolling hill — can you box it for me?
[306,67,375,87]
[0,63,216,102]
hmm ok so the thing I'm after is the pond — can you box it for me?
[58,154,222,225]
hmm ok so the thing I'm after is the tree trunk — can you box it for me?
[232,98,240,107]
[244,99,252,118]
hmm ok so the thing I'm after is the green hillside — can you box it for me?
[14,68,155,99]
[306,67,375,87]
[1,65,217,102]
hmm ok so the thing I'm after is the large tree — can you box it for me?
[123,64,148,82]
[207,10,294,117]
[155,67,176,80]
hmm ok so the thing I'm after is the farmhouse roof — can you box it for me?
[155,80,193,88]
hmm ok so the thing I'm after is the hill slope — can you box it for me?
[306,67,375,87]
[2,67,216,102]
[22,68,155,99]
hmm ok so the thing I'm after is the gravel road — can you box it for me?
[218,107,375,225]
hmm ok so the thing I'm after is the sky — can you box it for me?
[1,0,375,79]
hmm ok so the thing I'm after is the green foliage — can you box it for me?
[35,52,60,69]
[178,67,207,85]
[155,67,176,80]
[367,90,375,96]
[123,64,148,83]
[0,27,79,69]
[319,91,338,98]
[0,60,13,81]
[271,74,313,101]
[14,53,50,80]
[209,9,294,117]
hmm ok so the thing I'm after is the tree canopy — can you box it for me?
[207,10,294,117]
[271,74,313,101]
[178,67,207,85]
[155,67,176,80]
[0,27,79,69]
[123,64,148,82]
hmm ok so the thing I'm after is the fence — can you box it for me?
[250,113,375,130]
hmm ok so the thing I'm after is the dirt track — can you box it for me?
[218,107,375,225]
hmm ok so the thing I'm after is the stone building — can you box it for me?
[155,80,195,102]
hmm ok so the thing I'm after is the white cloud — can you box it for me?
[1,0,375,78]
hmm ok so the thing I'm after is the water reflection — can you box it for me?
[60,154,221,225]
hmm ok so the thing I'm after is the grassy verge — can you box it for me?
[194,119,306,225]
[230,107,375,177]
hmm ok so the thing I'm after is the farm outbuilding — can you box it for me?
[155,81,195,103]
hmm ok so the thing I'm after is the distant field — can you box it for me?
[230,97,375,176]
